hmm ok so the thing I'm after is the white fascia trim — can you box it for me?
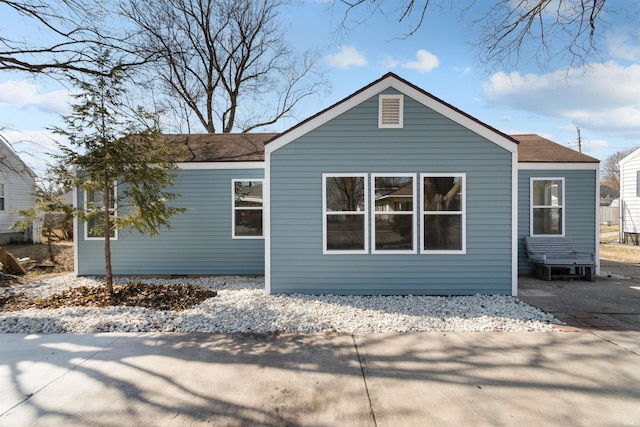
[266,75,518,155]
[518,162,598,171]
[511,151,518,296]
[177,162,265,170]
[619,147,640,167]
[264,153,272,295]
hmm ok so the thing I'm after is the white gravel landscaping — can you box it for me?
[0,274,560,333]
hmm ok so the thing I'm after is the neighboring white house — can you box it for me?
[619,147,640,245]
[0,137,37,244]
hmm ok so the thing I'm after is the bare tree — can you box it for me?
[0,0,149,76]
[335,0,637,71]
[122,0,327,133]
[601,147,638,191]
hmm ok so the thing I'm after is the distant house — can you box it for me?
[619,147,640,244]
[0,137,36,244]
[74,73,600,295]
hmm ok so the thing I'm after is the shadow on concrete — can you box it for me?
[1,331,640,425]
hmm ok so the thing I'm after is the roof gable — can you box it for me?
[620,146,640,167]
[265,72,518,154]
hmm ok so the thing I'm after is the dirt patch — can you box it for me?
[0,282,217,312]
[600,243,640,264]
[1,242,74,282]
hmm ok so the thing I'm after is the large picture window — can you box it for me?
[421,174,465,253]
[372,174,416,253]
[85,186,117,240]
[233,179,263,238]
[531,178,564,236]
[323,174,368,253]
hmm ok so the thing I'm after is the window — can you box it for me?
[85,186,117,239]
[531,178,564,236]
[233,179,263,238]
[0,183,5,211]
[378,95,403,128]
[637,171,640,197]
[323,174,368,253]
[421,174,465,253]
[372,174,416,253]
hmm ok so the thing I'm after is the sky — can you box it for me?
[1,0,640,176]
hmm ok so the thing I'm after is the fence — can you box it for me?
[600,206,619,225]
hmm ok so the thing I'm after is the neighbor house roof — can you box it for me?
[160,133,278,162]
[512,134,599,163]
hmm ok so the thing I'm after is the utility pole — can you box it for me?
[576,127,582,153]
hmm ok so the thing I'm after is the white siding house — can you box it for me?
[620,147,640,244]
[0,137,37,244]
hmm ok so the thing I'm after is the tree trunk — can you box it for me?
[104,178,114,294]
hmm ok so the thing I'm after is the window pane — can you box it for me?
[87,215,115,238]
[375,214,413,251]
[87,188,116,209]
[374,176,413,212]
[533,208,563,235]
[235,181,262,207]
[424,214,462,250]
[326,176,365,212]
[533,180,562,206]
[0,198,4,211]
[234,209,263,236]
[424,176,462,211]
[326,214,365,250]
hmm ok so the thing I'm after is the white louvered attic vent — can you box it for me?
[378,94,403,128]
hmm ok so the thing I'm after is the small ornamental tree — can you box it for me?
[54,53,186,294]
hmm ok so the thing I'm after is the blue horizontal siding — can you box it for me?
[517,169,597,275]
[269,89,514,295]
[77,168,264,276]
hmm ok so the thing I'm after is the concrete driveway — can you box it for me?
[1,332,639,426]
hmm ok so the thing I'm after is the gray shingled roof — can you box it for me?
[160,132,598,164]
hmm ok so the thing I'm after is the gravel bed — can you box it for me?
[0,274,560,333]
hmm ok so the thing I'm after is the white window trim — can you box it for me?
[371,173,417,254]
[232,178,265,240]
[530,177,565,237]
[0,182,5,211]
[84,184,118,241]
[420,173,466,254]
[378,94,404,129]
[322,173,369,254]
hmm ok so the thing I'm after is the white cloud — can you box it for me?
[0,80,70,114]
[325,45,367,69]
[483,62,640,137]
[401,49,440,73]
[607,30,640,61]
[381,55,400,69]
[1,129,64,174]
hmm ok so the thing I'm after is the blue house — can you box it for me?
[74,73,599,295]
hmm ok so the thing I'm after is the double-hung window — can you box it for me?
[421,174,465,253]
[233,179,263,238]
[0,183,5,211]
[531,178,564,235]
[85,186,117,239]
[372,174,416,253]
[323,174,368,253]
